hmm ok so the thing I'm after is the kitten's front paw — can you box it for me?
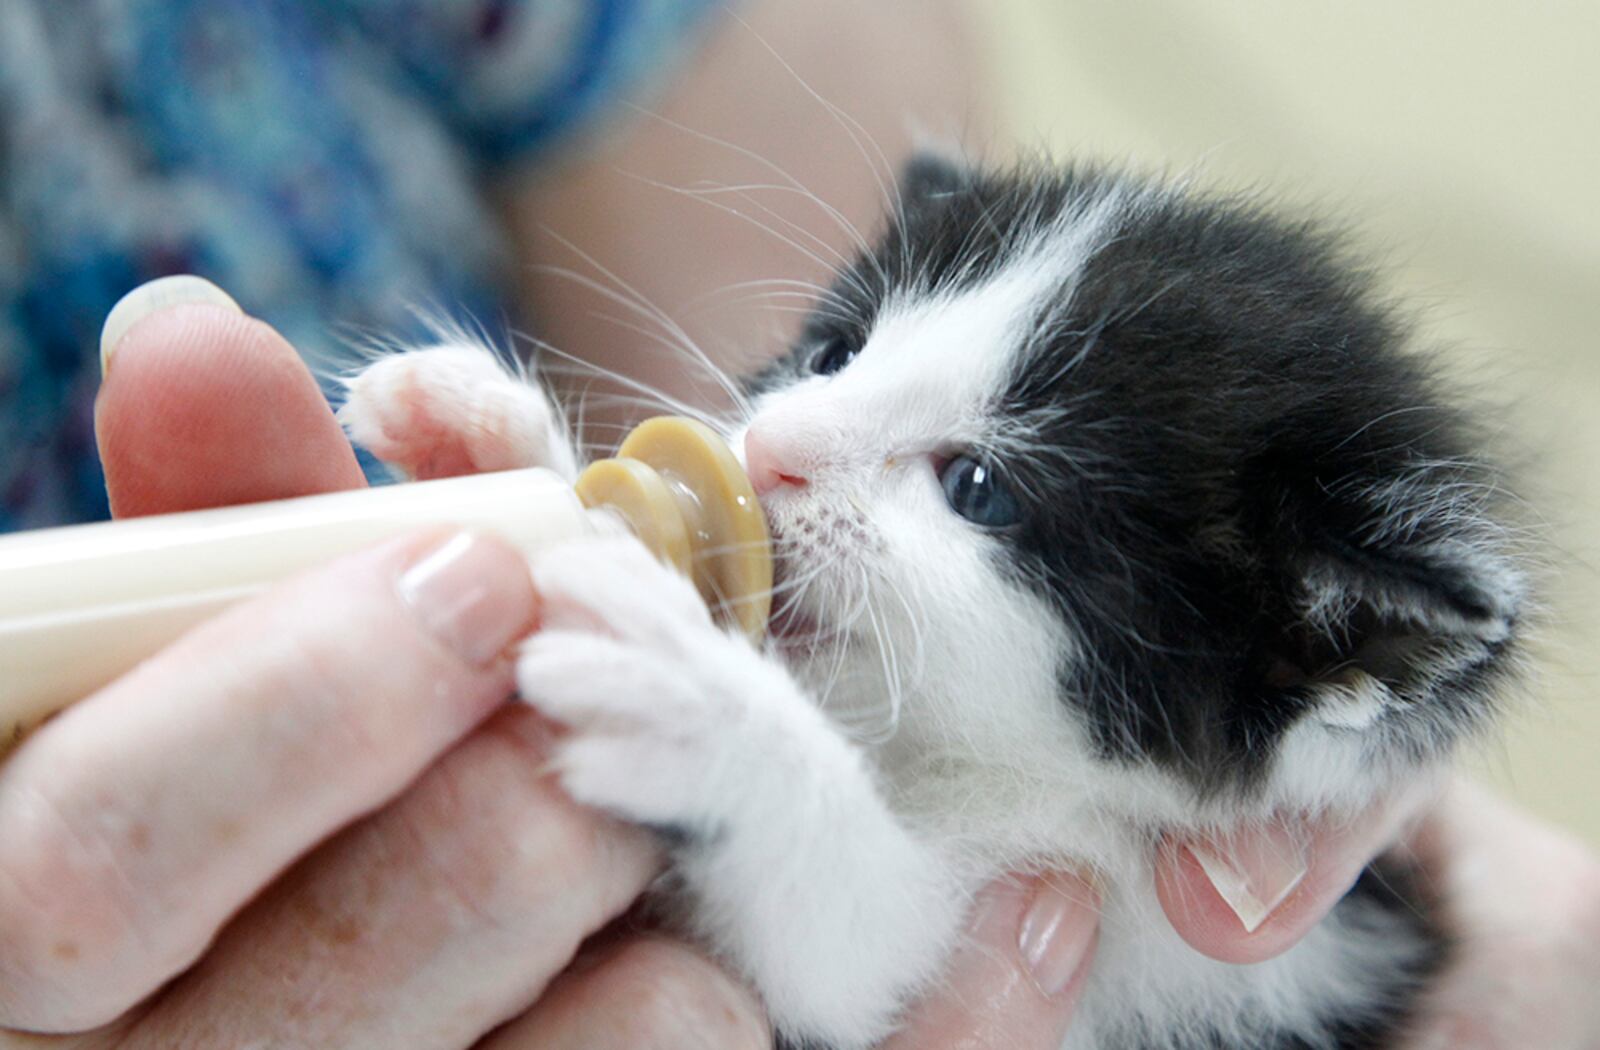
[518,540,957,1050]
[339,344,577,480]
[515,538,787,832]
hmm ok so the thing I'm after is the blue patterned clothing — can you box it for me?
[0,0,720,530]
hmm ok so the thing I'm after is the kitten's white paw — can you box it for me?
[517,538,963,1050]
[518,631,750,827]
[515,537,772,829]
[339,344,576,480]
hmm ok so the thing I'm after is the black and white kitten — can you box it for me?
[339,157,1526,1050]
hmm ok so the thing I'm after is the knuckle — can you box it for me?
[278,626,404,779]
[252,574,498,791]
[0,787,156,1028]
[389,709,627,933]
[595,938,770,1050]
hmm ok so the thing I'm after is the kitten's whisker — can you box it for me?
[864,600,897,727]
[674,181,875,262]
[528,345,730,431]
[692,276,839,298]
[721,11,899,222]
[528,262,752,417]
[814,567,866,714]
[681,277,846,320]
[576,311,751,412]
[616,170,876,305]
[617,94,886,282]
[878,572,930,684]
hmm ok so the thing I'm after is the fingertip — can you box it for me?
[1156,827,1367,965]
[96,302,365,517]
[478,936,770,1050]
[1016,873,1101,1003]
[100,274,242,376]
[884,873,1099,1050]
[396,530,542,670]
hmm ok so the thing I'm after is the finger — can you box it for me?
[0,529,537,1032]
[884,873,1099,1050]
[95,293,364,517]
[476,934,769,1050]
[115,708,662,1050]
[1155,788,1433,965]
[1399,779,1600,1050]
[0,1025,127,1050]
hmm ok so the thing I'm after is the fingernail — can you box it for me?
[99,274,242,375]
[397,532,536,667]
[1016,876,1100,999]
[1187,823,1310,934]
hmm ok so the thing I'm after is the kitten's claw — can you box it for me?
[339,344,576,480]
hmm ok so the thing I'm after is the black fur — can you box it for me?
[767,158,1522,798]
[774,1037,840,1050]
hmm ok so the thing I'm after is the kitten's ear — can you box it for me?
[899,150,968,209]
[1267,463,1525,748]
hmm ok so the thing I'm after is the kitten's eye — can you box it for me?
[811,337,857,376]
[939,455,1021,528]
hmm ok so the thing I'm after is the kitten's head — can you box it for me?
[735,156,1525,824]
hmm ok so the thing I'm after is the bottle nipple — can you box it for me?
[574,417,772,641]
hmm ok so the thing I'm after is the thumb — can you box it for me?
[882,873,1099,1049]
[95,277,365,517]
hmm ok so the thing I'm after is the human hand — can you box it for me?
[0,291,755,1048]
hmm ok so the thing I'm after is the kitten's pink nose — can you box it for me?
[745,429,808,496]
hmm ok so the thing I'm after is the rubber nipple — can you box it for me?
[576,417,771,641]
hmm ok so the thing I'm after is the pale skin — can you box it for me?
[2,1,1597,1046]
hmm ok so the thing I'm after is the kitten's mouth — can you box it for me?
[769,596,837,649]
[764,531,843,653]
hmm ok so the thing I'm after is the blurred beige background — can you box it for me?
[975,2,1600,843]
